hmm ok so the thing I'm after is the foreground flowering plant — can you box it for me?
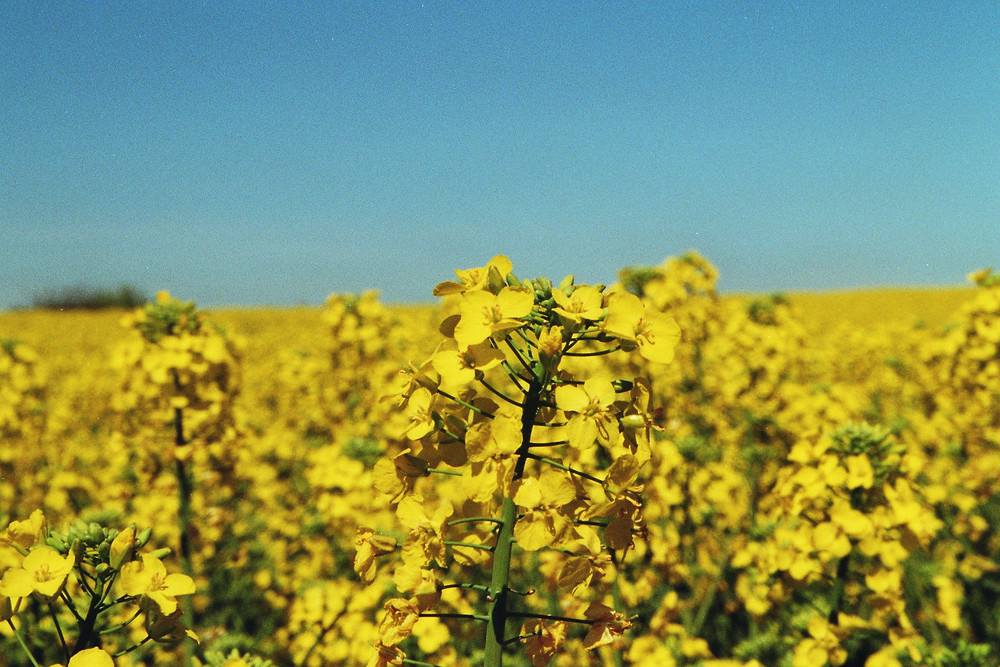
[0,511,196,666]
[360,256,679,666]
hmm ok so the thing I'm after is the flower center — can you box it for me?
[635,318,655,344]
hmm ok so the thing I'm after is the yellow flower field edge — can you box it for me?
[0,252,998,666]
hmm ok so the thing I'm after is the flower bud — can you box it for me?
[87,522,104,546]
[148,547,172,560]
[487,266,507,293]
[557,274,575,292]
[110,525,137,570]
[136,527,153,549]
[45,535,67,553]
[620,414,646,430]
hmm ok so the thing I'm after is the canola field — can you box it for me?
[1,253,998,667]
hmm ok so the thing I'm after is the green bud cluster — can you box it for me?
[136,294,203,343]
[828,422,905,487]
[47,519,154,570]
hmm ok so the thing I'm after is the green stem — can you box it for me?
[113,635,153,658]
[446,517,503,528]
[443,540,494,552]
[611,564,625,667]
[484,379,543,667]
[71,574,105,653]
[434,388,497,419]
[99,607,143,634]
[427,467,462,477]
[521,453,604,484]
[48,601,70,663]
[420,612,490,621]
[506,611,595,625]
[8,620,43,667]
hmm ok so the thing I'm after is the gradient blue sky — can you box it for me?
[2,1,998,308]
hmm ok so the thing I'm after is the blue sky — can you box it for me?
[2,1,998,308]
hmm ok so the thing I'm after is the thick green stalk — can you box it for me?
[483,380,542,667]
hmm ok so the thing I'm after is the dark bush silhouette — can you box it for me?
[31,285,150,310]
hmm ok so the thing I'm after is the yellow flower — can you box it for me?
[522,619,567,667]
[512,469,577,551]
[49,647,116,667]
[551,285,605,323]
[378,597,421,646]
[400,387,436,440]
[555,377,620,449]
[453,286,534,348]
[366,642,405,667]
[1,510,47,551]
[433,255,513,296]
[602,292,680,364]
[431,340,505,389]
[354,528,397,584]
[120,554,196,615]
[581,603,631,650]
[12,546,75,600]
[844,454,874,489]
[143,606,199,646]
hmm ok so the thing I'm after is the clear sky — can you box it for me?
[2,1,998,308]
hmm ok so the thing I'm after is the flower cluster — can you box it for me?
[0,511,195,665]
[361,255,679,666]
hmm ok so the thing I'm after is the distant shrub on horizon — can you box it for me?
[29,284,150,310]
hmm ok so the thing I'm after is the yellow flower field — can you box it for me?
[1,253,998,667]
